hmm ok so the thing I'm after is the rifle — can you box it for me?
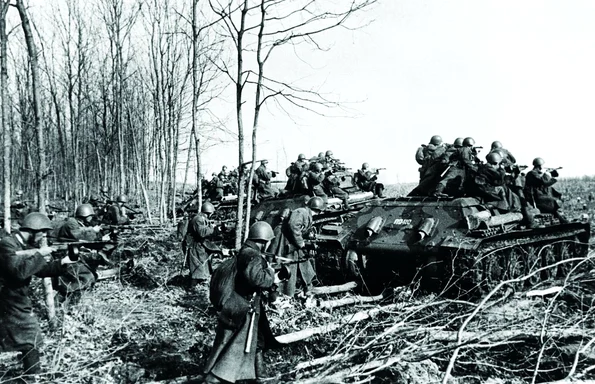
[102,224,168,231]
[50,240,117,262]
[546,167,563,172]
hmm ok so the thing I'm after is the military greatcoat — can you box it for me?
[203,240,278,382]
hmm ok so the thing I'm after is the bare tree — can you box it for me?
[1,0,9,233]
[210,0,376,248]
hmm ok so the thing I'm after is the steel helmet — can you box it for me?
[491,141,503,150]
[429,135,442,145]
[221,165,228,171]
[201,201,215,214]
[16,189,23,196]
[317,152,325,158]
[100,186,109,193]
[247,221,275,241]
[453,137,464,147]
[463,137,475,147]
[307,196,326,211]
[533,157,545,167]
[314,163,324,172]
[20,212,53,231]
[486,151,502,165]
[75,204,95,218]
[362,162,370,170]
[261,160,268,165]
[298,153,306,161]
[325,150,334,157]
[116,194,128,203]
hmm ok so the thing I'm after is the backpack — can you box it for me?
[209,256,237,311]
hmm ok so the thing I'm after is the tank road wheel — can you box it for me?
[523,245,541,288]
[343,250,364,279]
[541,245,557,281]
[555,241,573,278]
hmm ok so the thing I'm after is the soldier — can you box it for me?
[185,202,217,287]
[269,196,325,297]
[254,160,279,201]
[307,162,327,199]
[218,166,233,195]
[433,137,480,198]
[472,152,521,212]
[203,221,281,384]
[0,213,76,376]
[524,157,567,223]
[105,194,131,225]
[53,204,111,301]
[490,141,516,164]
[355,163,385,198]
[415,135,443,168]
[209,172,226,201]
[285,154,309,194]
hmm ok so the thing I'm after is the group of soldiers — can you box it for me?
[200,150,385,209]
[411,135,567,223]
[182,196,326,383]
[0,191,135,377]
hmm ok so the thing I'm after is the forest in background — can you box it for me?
[0,0,376,231]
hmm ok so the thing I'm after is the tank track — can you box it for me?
[444,228,590,297]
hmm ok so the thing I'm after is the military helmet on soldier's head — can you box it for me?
[362,162,370,170]
[307,196,326,212]
[486,151,502,165]
[429,135,442,146]
[533,157,545,167]
[247,221,275,242]
[453,137,464,147]
[20,212,53,232]
[463,137,475,147]
[318,152,325,158]
[314,163,324,172]
[101,186,109,193]
[221,165,228,171]
[325,150,334,157]
[116,194,128,203]
[201,201,215,214]
[491,141,503,150]
[75,204,95,218]
[261,160,268,165]
[298,153,306,161]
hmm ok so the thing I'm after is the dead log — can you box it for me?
[310,281,357,295]
[316,293,385,309]
[295,353,348,370]
[277,303,398,344]
[97,267,120,281]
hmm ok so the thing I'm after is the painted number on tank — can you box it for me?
[392,218,412,226]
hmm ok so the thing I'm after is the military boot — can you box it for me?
[255,351,267,383]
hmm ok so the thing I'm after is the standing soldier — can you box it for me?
[210,172,226,201]
[416,135,443,167]
[53,204,111,302]
[254,160,279,201]
[0,213,76,376]
[203,221,281,384]
[105,194,131,225]
[355,163,386,198]
[185,202,217,287]
[269,197,325,297]
[285,154,309,194]
[524,157,567,223]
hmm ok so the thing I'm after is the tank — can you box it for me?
[250,191,377,249]
[340,196,591,297]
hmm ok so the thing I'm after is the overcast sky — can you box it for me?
[195,0,595,184]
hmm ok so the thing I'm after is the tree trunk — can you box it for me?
[16,0,55,322]
[0,0,9,233]
[234,0,249,250]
